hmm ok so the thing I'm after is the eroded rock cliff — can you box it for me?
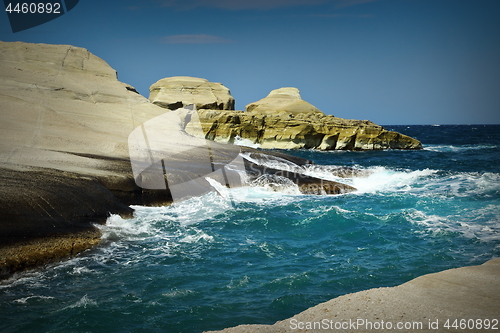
[149,77,422,150]
[0,41,169,277]
[0,42,353,278]
[197,109,422,150]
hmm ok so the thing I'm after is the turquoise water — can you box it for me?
[1,125,499,333]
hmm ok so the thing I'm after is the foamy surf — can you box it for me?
[233,136,261,148]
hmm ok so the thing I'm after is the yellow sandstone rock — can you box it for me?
[195,109,422,150]
[149,79,422,150]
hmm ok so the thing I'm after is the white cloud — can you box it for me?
[160,34,233,44]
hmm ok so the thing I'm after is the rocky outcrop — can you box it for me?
[241,148,356,195]
[194,109,422,150]
[205,258,500,333]
[246,87,323,115]
[149,78,422,150]
[0,42,354,278]
[149,76,235,110]
[0,41,173,277]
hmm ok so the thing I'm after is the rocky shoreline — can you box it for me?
[0,40,174,277]
[0,228,101,280]
[1,41,416,278]
[0,41,495,332]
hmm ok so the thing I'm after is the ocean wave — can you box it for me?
[14,295,55,304]
[179,229,214,244]
[241,151,302,173]
[65,295,98,309]
[250,174,301,195]
[417,171,500,198]
[349,167,437,194]
[424,144,498,152]
[408,208,500,242]
[99,213,154,241]
[233,136,260,148]
[162,289,196,298]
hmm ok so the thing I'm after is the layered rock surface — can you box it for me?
[149,78,422,150]
[0,41,170,276]
[197,109,421,150]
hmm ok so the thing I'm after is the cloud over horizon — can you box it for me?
[160,34,233,44]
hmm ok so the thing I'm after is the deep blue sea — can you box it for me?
[1,125,499,333]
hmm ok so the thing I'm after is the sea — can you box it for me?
[1,125,499,333]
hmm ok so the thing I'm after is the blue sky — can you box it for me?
[1,0,499,124]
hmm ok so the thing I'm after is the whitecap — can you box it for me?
[418,171,500,198]
[71,266,91,275]
[408,209,500,242]
[66,295,97,309]
[301,164,370,182]
[162,289,195,298]
[179,228,214,243]
[424,144,498,152]
[166,191,234,226]
[14,295,55,304]
[350,167,437,194]
[226,275,250,289]
[250,174,302,195]
[233,135,261,148]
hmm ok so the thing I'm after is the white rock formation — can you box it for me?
[245,87,323,115]
[149,76,235,110]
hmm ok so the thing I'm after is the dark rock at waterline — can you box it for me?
[244,162,356,195]
[240,147,313,166]
[0,41,175,277]
[0,167,132,245]
[239,148,357,193]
